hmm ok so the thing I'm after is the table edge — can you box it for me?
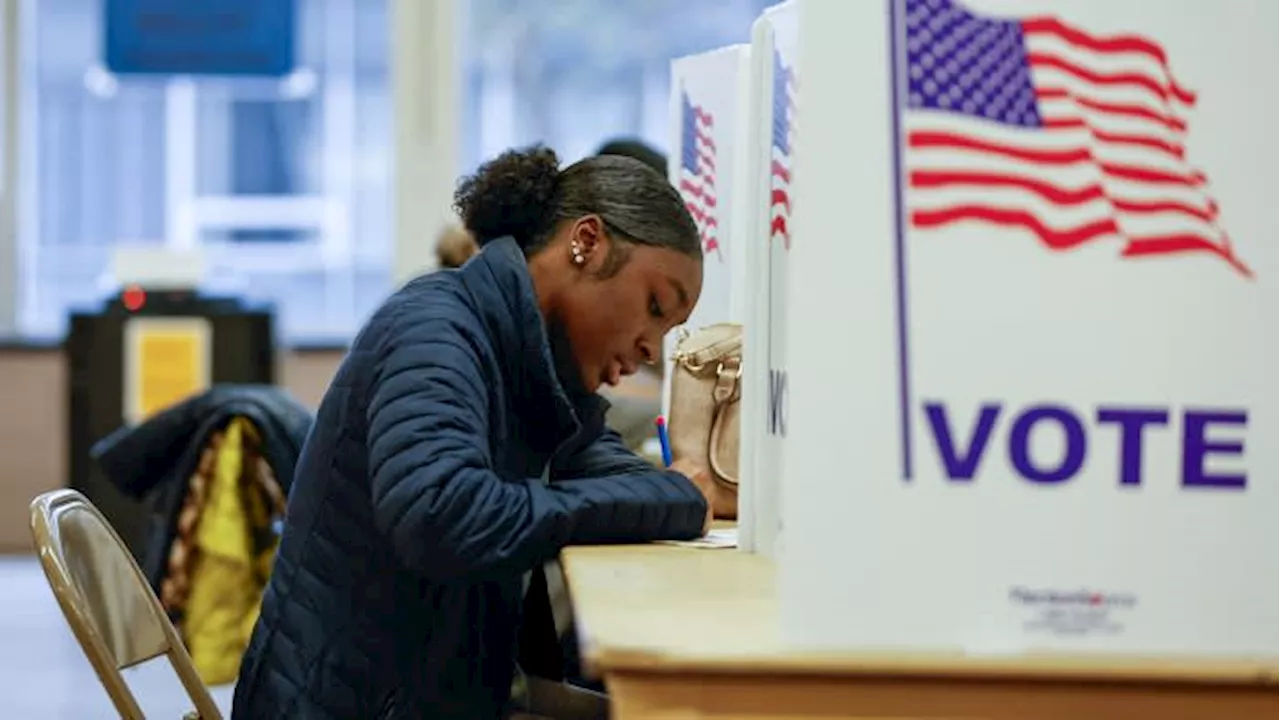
[582,646,1278,685]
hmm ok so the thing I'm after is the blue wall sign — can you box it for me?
[104,0,296,76]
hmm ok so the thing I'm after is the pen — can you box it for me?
[655,416,674,467]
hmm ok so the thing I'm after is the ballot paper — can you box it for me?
[654,527,739,549]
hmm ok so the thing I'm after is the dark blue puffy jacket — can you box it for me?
[231,238,707,719]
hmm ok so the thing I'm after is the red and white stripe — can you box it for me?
[680,104,720,256]
[770,70,797,251]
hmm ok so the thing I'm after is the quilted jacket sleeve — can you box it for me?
[554,428,709,545]
[364,305,707,584]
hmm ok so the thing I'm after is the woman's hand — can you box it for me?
[668,458,716,535]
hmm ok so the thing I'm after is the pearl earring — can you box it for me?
[571,243,585,265]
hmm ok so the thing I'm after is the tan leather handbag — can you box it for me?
[668,323,742,519]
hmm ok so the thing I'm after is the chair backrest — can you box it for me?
[29,489,223,720]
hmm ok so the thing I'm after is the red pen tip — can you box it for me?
[655,416,666,427]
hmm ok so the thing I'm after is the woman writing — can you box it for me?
[232,146,714,719]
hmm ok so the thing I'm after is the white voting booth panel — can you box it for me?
[668,46,753,332]
[781,0,1278,658]
[738,0,799,559]
[664,44,758,546]
[662,46,752,412]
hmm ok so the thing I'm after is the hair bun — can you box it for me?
[452,145,560,248]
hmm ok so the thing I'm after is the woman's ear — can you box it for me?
[571,215,607,265]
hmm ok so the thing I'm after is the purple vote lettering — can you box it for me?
[923,401,1249,490]
[923,401,1000,481]
[1182,409,1247,489]
[1096,407,1169,486]
[1008,405,1086,483]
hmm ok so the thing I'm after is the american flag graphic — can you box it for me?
[901,0,1251,277]
[770,50,796,250]
[679,92,720,257]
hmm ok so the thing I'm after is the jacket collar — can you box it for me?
[459,237,609,441]
[90,385,313,500]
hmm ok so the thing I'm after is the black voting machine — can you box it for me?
[65,287,275,560]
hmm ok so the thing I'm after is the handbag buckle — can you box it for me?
[670,327,702,370]
[713,358,742,403]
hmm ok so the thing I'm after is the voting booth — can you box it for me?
[664,6,799,554]
[779,0,1277,662]
[739,1,800,558]
[535,1,1279,716]
[663,44,752,414]
[66,286,276,559]
[662,44,755,536]
[559,1,1275,715]
[667,45,753,331]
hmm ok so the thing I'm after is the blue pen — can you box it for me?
[655,416,674,467]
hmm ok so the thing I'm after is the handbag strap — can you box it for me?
[706,357,741,487]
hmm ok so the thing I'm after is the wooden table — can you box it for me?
[559,543,1278,719]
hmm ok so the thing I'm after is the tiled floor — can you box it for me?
[0,555,235,718]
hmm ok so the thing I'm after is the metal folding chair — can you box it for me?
[29,489,222,719]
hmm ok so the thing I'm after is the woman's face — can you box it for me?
[551,218,702,394]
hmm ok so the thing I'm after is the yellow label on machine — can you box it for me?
[124,318,212,423]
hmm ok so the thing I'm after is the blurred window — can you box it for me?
[460,0,776,171]
[15,0,390,342]
[12,0,772,342]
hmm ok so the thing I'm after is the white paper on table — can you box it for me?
[654,527,739,549]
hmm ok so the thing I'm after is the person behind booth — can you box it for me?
[595,137,668,178]
[232,145,716,719]
[435,222,480,269]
